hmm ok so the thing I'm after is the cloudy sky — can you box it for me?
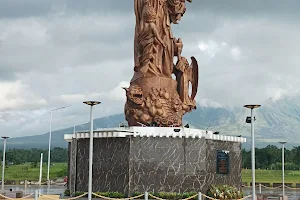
[0,0,299,137]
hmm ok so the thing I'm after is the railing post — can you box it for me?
[144,191,148,200]
[35,190,38,200]
[24,180,27,195]
[259,183,262,193]
[198,192,202,200]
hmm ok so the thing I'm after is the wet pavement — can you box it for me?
[2,185,66,195]
[243,187,300,200]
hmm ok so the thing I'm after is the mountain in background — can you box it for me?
[2,96,300,150]
[1,114,125,149]
[184,96,300,149]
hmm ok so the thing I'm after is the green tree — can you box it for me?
[291,146,300,165]
[31,162,38,168]
[51,147,68,162]
[242,149,251,168]
[0,148,68,164]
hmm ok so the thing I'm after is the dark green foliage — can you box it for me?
[73,191,198,199]
[73,192,86,197]
[150,192,197,200]
[0,147,68,164]
[56,164,68,177]
[30,162,38,168]
[94,192,125,198]
[72,191,124,198]
[242,145,300,170]
[64,190,70,196]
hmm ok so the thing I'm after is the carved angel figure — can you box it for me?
[173,56,198,110]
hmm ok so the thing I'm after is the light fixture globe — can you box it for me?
[244,104,261,109]
[279,141,287,144]
[83,101,101,106]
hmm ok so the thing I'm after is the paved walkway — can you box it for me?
[24,195,60,200]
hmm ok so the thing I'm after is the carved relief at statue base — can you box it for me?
[123,76,196,127]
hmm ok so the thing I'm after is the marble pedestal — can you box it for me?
[65,127,246,195]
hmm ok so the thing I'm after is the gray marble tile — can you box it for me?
[68,136,242,195]
[69,138,78,194]
[128,137,207,194]
[75,138,130,194]
[67,142,71,189]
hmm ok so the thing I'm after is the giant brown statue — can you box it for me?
[123,0,198,127]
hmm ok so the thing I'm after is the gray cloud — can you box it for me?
[0,12,134,80]
[63,0,134,14]
[188,0,300,19]
[0,0,134,19]
[0,0,299,137]
[0,0,59,18]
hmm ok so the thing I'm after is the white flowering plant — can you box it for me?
[207,185,244,200]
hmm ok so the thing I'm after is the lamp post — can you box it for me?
[47,105,71,191]
[1,136,8,191]
[83,101,101,200]
[279,141,287,197]
[244,104,261,200]
[39,153,43,186]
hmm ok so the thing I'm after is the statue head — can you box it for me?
[142,2,157,23]
[172,97,182,112]
[122,85,144,105]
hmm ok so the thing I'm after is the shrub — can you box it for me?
[94,192,125,198]
[64,190,70,196]
[150,192,197,200]
[30,162,38,168]
[207,185,244,200]
[73,191,87,197]
[132,192,143,196]
[74,191,198,199]
[73,191,124,198]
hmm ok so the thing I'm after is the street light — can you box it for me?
[83,101,101,200]
[279,141,287,197]
[1,136,9,191]
[244,104,261,200]
[39,153,43,186]
[47,105,71,190]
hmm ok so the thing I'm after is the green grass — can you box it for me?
[0,162,67,181]
[242,169,300,185]
[1,163,300,185]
